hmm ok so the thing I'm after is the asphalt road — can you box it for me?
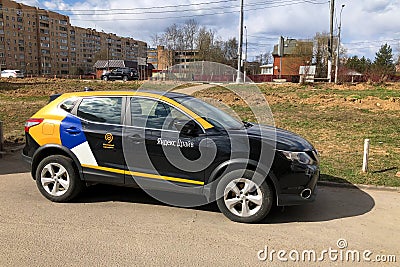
[0,152,399,267]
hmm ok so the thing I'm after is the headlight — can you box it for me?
[279,150,315,165]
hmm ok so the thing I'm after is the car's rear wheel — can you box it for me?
[216,170,273,223]
[35,155,85,202]
[122,76,128,82]
[102,76,108,81]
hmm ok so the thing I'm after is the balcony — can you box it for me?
[39,22,49,28]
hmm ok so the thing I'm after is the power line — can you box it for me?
[6,0,328,19]
[71,1,329,21]
[47,0,327,13]
[343,39,400,45]
[64,0,327,15]
[47,0,238,12]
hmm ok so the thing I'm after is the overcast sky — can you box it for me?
[20,0,400,61]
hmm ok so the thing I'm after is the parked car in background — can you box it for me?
[101,68,139,81]
[1,70,24,78]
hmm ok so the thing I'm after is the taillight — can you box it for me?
[25,118,44,133]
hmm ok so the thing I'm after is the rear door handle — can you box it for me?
[65,127,81,135]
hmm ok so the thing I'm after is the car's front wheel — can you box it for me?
[216,170,273,223]
[122,76,128,82]
[35,155,85,202]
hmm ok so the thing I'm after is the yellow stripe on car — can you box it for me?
[81,164,205,186]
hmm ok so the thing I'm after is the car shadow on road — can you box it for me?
[74,184,221,213]
[0,150,30,175]
[75,180,375,224]
[263,185,375,224]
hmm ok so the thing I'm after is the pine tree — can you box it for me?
[373,44,396,79]
[345,56,371,74]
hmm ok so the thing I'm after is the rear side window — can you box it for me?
[77,97,122,124]
[60,98,78,113]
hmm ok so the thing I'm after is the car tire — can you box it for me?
[122,76,128,82]
[102,76,108,81]
[216,170,273,223]
[35,155,85,202]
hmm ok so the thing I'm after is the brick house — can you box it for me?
[272,39,313,76]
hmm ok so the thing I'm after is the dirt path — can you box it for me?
[173,83,215,95]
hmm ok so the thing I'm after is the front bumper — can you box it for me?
[276,165,320,206]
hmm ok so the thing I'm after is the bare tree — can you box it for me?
[164,24,181,50]
[197,27,213,61]
[314,32,330,78]
[151,33,161,47]
[183,19,199,50]
[152,20,242,66]
[223,38,238,67]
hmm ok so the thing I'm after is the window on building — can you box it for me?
[40,15,49,21]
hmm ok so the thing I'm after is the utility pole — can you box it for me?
[335,4,345,84]
[244,26,248,82]
[328,0,335,83]
[107,37,112,72]
[236,0,244,84]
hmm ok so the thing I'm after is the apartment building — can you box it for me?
[0,0,147,75]
[147,46,200,71]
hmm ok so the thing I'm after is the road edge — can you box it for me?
[318,181,400,192]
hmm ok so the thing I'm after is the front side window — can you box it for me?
[174,97,243,130]
[77,97,122,124]
[130,97,193,131]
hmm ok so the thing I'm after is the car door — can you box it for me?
[123,96,208,189]
[109,69,119,80]
[76,96,125,184]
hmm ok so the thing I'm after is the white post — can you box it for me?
[0,121,3,158]
[362,139,370,173]
[236,0,244,84]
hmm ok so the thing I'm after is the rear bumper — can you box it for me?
[22,153,33,179]
[22,153,33,165]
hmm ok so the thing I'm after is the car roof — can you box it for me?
[60,90,191,99]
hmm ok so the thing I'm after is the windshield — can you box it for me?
[174,96,244,130]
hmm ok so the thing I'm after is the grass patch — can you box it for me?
[195,83,400,187]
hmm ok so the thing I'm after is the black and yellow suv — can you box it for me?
[23,90,319,223]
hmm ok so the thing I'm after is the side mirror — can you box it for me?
[177,120,201,136]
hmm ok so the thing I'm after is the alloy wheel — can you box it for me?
[40,163,70,197]
[223,178,263,218]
